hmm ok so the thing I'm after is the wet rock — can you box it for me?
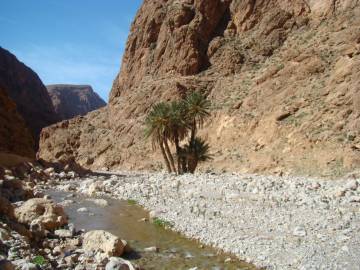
[59,200,75,207]
[82,230,125,257]
[77,207,89,213]
[143,246,159,253]
[14,198,67,231]
[0,260,15,270]
[20,262,37,270]
[0,228,10,241]
[88,198,109,207]
[105,257,135,270]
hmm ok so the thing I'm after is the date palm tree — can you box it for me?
[145,92,212,174]
[168,100,189,173]
[144,102,176,173]
[184,91,211,142]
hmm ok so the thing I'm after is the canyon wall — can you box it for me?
[0,47,58,148]
[39,0,360,177]
[0,86,35,165]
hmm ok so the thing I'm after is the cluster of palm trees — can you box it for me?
[145,92,212,174]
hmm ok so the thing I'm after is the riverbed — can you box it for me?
[47,190,256,270]
[42,171,360,269]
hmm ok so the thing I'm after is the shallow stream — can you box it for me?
[48,190,256,270]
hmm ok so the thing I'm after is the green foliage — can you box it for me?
[144,91,212,174]
[184,91,211,129]
[127,199,137,205]
[32,255,46,266]
[153,217,173,228]
[182,137,213,173]
[184,137,212,162]
[144,102,172,149]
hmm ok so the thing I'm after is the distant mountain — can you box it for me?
[0,47,59,149]
[47,84,106,121]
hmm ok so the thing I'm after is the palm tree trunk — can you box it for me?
[190,120,196,143]
[160,141,172,173]
[174,138,183,174]
[188,157,198,173]
[164,139,177,173]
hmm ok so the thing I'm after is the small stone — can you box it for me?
[55,229,73,238]
[345,180,358,191]
[44,167,55,174]
[143,246,159,253]
[0,228,10,241]
[77,207,89,213]
[335,189,346,198]
[60,200,75,207]
[88,199,109,207]
[59,172,67,179]
[184,252,194,258]
[293,226,307,237]
[348,196,360,203]
[20,262,37,270]
[341,245,349,253]
[53,246,62,255]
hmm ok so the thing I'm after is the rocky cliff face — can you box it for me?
[0,47,58,148]
[39,0,360,177]
[47,84,106,121]
[0,86,35,164]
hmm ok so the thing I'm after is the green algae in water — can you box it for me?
[153,217,173,228]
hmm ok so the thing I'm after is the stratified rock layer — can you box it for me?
[47,84,106,121]
[0,47,58,148]
[39,0,360,177]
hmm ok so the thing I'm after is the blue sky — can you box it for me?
[0,0,143,102]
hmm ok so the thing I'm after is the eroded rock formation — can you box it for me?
[0,87,35,163]
[0,47,58,148]
[39,0,360,177]
[47,84,106,121]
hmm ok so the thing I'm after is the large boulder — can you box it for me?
[14,198,67,231]
[0,260,15,270]
[82,230,125,257]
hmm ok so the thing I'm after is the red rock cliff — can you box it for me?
[39,0,360,177]
[0,47,59,149]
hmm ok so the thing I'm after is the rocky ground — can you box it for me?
[42,171,360,270]
[0,164,137,270]
[2,162,360,269]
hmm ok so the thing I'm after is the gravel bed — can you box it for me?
[52,172,360,270]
